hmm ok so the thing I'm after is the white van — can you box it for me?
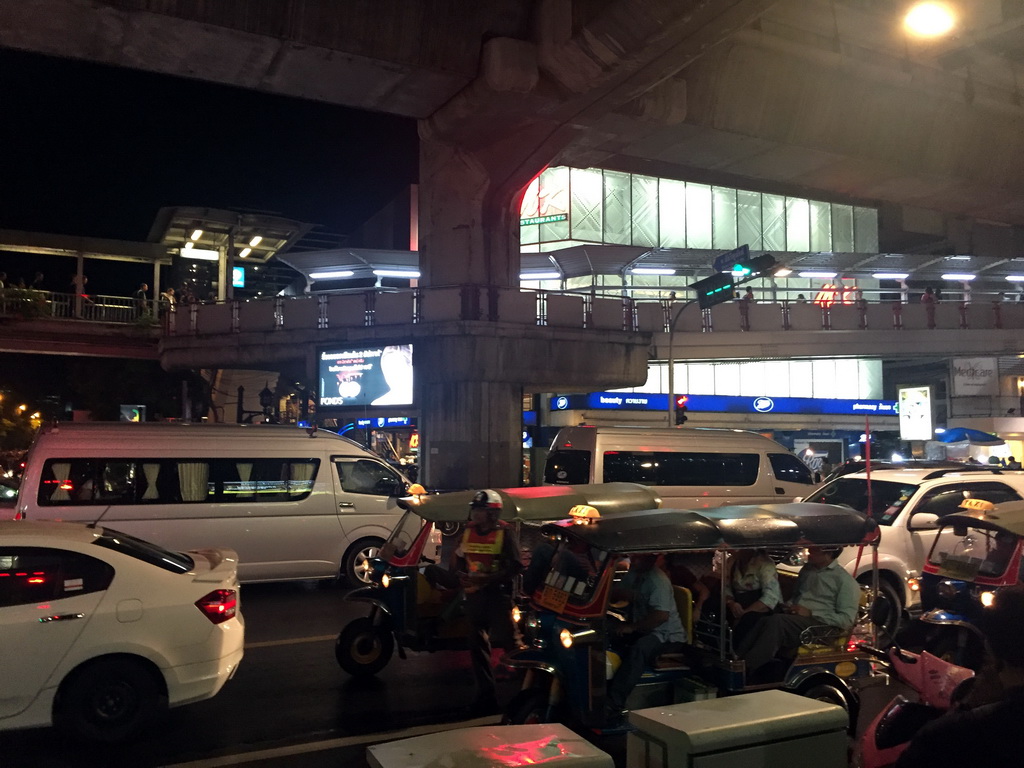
[543,426,816,506]
[15,422,411,585]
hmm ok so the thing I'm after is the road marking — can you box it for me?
[160,716,502,767]
[244,634,336,649]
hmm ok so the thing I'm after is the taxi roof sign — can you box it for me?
[960,498,995,513]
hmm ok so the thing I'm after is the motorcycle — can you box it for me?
[858,644,974,768]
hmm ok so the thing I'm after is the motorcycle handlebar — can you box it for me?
[859,643,917,664]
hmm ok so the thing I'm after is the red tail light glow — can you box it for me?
[195,589,238,625]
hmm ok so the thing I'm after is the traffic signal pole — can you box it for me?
[666,298,697,427]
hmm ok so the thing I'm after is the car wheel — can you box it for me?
[863,578,902,638]
[335,617,395,677]
[343,537,385,586]
[56,658,165,742]
[501,688,551,725]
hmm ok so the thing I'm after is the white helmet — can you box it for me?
[469,489,503,517]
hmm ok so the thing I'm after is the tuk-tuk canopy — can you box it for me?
[939,500,1024,537]
[540,502,875,553]
[399,483,661,524]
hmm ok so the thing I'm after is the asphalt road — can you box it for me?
[1,580,904,768]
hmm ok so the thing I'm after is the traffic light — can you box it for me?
[674,396,689,425]
[690,272,735,309]
[731,253,776,278]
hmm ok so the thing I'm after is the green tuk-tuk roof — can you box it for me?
[940,500,1024,537]
[540,502,875,553]
[398,483,660,523]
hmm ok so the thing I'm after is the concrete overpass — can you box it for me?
[4,0,1023,487]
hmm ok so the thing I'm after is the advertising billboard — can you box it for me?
[898,386,932,441]
[318,345,413,408]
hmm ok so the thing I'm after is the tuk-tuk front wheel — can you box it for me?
[335,617,395,677]
[501,688,553,725]
[792,678,858,733]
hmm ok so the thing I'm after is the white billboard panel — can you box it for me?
[898,386,933,441]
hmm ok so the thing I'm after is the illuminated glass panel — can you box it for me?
[603,171,631,245]
[570,167,603,243]
[736,189,763,251]
[810,200,832,252]
[685,183,712,249]
[762,194,786,251]
[659,178,687,248]
[786,198,810,252]
[832,204,854,251]
[631,175,659,247]
[712,187,738,250]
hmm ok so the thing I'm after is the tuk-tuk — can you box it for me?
[501,502,882,732]
[334,482,661,677]
[915,498,1024,669]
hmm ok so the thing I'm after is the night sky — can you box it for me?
[0,47,418,292]
[0,47,418,416]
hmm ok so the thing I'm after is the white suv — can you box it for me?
[799,467,1024,630]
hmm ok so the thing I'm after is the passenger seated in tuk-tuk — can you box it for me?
[735,545,859,681]
[723,548,782,644]
[665,554,712,618]
[605,553,688,726]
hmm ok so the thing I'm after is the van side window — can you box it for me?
[37,458,319,505]
[336,459,403,496]
[544,450,591,485]
[602,451,759,486]
[768,453,815,485]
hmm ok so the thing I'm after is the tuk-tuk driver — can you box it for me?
[605,552,687,725]
[735,545,859,681]
[426,489,522,711]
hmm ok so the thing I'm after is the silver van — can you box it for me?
[15,422,411,584]
[543,425,816,507]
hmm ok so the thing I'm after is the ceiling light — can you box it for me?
[184,241,193,249]
[519,271,561,281]
[872,273,909,280]
[773,268,793,277]
[372,269,420,278]
[1005,276,1024,282]
[182,247,219,261]
[190,229,203,241]
[904,3,956,38]
[945,255,971,260]
[799,271,837,279]
[941,273,975,281]
[238,247,251,258]
[248,235,263,247]
[630,268,676,276]
[309,270,355,280]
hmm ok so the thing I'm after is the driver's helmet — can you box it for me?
[469,489,503,520]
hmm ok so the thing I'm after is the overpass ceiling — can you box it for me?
[2,0,1023,228]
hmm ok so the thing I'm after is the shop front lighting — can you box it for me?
[941,273,975,281]
[1006,276,1024,282]
[631,268,676,275]
[309,270,355,280]
[372,269,421,278]
[872,273,909,280]
[799,271,837,279]
[182,248,219,261]
[519,271,561,281]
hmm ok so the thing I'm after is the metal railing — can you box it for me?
[0,289,158,325]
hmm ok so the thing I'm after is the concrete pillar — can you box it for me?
[419,379,523,490]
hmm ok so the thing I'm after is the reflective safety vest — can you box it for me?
[461,525,506,575]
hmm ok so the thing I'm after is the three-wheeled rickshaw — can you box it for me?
[911,497,1024,670]
[334,482,661,676]
[501,502,883,731]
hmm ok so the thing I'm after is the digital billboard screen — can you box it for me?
[318,345,413,408]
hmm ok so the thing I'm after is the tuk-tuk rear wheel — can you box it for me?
[792,679,858,733]
[501,688,552,725]
[335,617,395,677]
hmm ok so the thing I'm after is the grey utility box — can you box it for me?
[367,723,614,768]
[627,689,849,768]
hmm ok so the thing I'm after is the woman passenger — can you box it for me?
[724,548,782,644]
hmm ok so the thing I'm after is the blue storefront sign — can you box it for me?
[551,392,897,416]
[355,416,415,428]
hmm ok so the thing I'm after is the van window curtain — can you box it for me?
[142,463,160,500]
[50,462,72,502]
[178,461,209,502]
[288,461,315,497]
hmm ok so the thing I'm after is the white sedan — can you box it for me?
[0,520,244,741]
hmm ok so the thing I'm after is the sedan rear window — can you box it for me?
[92,528,194,573]
[802,478,919,525]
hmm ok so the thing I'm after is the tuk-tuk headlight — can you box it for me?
[512,605,522,624]
[980,590,996,608]
[559,627,597,649]
[937,580,959,600]
[381,573,391,589]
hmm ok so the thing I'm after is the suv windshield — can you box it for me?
[928,526,1018,579]
[802,477,919,525]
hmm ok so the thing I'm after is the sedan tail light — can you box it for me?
[195,589,238,624]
